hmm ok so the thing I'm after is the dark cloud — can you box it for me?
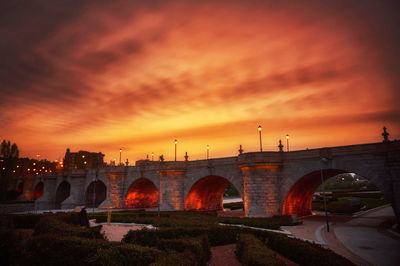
[0,0,399,160]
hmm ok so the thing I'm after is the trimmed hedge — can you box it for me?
[157,236,211,266]
[246,229,354,266]
[236,233,285,266]
[151,250,197,266]
[8,212,81,229]
[123,226,238,246]
[10,213,44,229]
[223,201,244,210]
[26,234,110,266]
[95,243,164,266]
[0,227,23,265]
[89,210,297,229]
[124,227,353,266]
[34,215,104,239]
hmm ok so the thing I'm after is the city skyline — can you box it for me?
[1,0,399,162]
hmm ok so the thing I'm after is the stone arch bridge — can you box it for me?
[16,141,400,223]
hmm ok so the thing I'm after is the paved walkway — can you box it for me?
[208,244,241,266]
[333,206,400,266]
[282,207,400,266]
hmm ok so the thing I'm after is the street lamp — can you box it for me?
[286,134,290,152]
[320,157,330,232]
[174,139,177,161]
[206,145,210,160]
[119,148,122,166]
[258,125,262,152]
[151,152,154,161]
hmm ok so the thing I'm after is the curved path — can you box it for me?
[282,206,400,266]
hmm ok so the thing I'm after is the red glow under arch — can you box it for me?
[185,175,231,211]
[125,178,158,209]
[283,169,345,217]
[33,182,44,199]
[16,182,23,194]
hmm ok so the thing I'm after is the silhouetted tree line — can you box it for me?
[0,140,57,202]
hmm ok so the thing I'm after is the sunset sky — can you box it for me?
[1,0,399,163]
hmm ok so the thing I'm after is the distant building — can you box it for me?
[63,149,104,170]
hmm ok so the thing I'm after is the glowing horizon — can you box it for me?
[1,1,399,163]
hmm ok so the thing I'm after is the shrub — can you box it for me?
[88,210,295,229]
[157,235,211,266]
[123,226,238,246]
[246,229,354,266]
[151,250,197,266]
[223,201,244,210]
[26,234,110,266]
[236,233,285,266]
[34,215,104,239]
[11,213,44,229]
[55,212,81,225]
[0,227,23,265]
[95,243,164,266]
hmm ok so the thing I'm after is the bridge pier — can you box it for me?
[240,164,281,217]
[35,176,57,210]
[61,174,86,209]
[239,153,283,217]
[159,166,185,211]
[99,170,126,209]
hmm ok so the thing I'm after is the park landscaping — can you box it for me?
[312,196,389,215]
[224,195,389,216]
[0,210,355,265]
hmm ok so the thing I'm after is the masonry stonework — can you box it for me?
[12,141,400,224]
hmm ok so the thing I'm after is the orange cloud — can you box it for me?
[0,0,399,162]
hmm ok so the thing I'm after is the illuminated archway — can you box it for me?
[185,175,235,211]
[125,178,158,209]
[16,182,23,194]
[282,169,347,217]
[55,181,70,209]
[33,182,44,199]
[85,180,106,207]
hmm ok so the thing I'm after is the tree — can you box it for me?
[0,140,19,201]
[1,140,19,158]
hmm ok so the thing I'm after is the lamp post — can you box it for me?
[258,125,262,152]
[92,154,99,212]
[286,134,290,152]
[151,152,154,161]
[119,148,122,166]
[174,139,177,161]
[206,145,210,160]
[320,157,330,232]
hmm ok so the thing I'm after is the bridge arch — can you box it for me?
[55,181,70,209]
[125,178,158,209]
[185,175,242,211]
[282,168,389,217]
[16,181,24,194]
[85,180,106,207]
[33,181,44,200]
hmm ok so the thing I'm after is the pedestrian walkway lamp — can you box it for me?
[206,145,210,160]
[174,139,177,161]
[320,157,330,232]
[286,134,290,152]
[119,148,122,166]
[258,125,262,152]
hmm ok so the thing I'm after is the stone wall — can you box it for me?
[10,141,399,224]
